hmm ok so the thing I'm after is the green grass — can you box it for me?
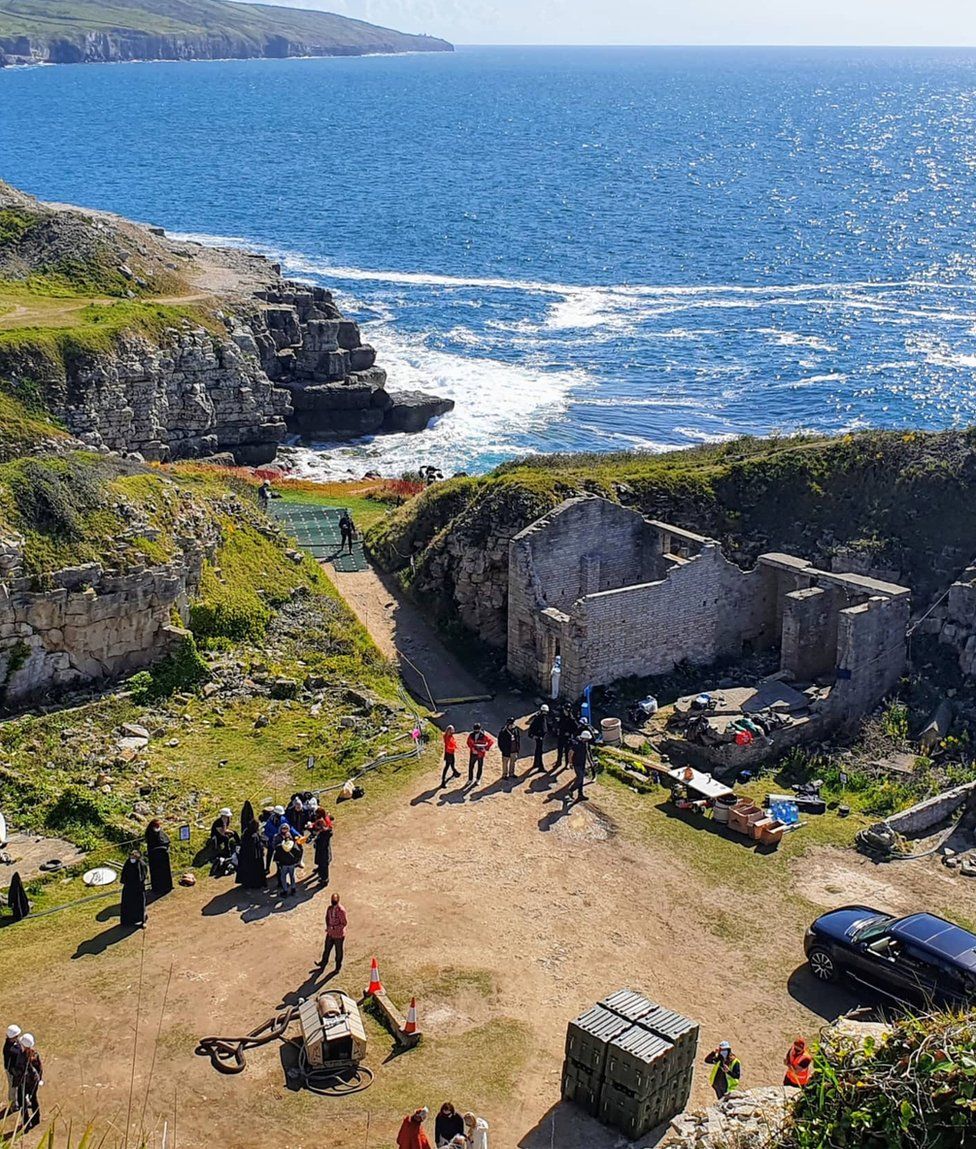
[0,390,69,460]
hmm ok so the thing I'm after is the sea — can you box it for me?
[3,45,976,477]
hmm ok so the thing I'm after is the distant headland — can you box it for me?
[0,0,453,66]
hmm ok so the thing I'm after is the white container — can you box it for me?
[600,717,622,744]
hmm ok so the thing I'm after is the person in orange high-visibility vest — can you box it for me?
[783,1037,814,1087]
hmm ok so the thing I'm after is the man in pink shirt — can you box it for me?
[319,892,347,973]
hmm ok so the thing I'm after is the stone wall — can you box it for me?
[508,496,910,722]
[884,780,976,836]
[929,563,976,677]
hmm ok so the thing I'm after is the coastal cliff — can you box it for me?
[0,0,452,66]
[0,181,453,462]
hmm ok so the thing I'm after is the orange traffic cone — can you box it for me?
[403,996,419,1035]
[366,956,383,996]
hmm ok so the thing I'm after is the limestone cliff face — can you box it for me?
[0,490,225,706]
[0,319,291,466]
[0,281,452,465]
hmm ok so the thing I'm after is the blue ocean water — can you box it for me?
[3,46,976,475]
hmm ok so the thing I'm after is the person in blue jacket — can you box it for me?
[261,805,292,875]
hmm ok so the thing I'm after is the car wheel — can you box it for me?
[808,947,839,983]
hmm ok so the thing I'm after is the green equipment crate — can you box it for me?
[641,1006,700,1067]
[565,1005,631,1075]
[560,1058,603,1116]
[599,1078,691,1141]
[605,1025,674,1097]
[601,988,658,1024]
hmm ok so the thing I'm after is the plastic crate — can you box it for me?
[561,1061,603,1115]
[565,1005,631,1074]
[605,1025,673,1097]
[641,1007,700,1062]
[600,988,658,1024]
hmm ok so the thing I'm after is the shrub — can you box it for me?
[126,637,210,702]
[787,1010,976,1149]
[6,457,104,538]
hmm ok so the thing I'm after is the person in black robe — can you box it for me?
[235,820,267,890]
[119,851,148,928]
[7,872,29,921]
[144,820,173,897]
[313,823,333,886]
[240,799,254,834]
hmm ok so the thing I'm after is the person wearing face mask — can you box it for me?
[120,849,148,928]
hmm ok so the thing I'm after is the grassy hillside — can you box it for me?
[370,430,976,642]
[0,0,453,54]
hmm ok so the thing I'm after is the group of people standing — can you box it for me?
[441,704,596,801]
[397,1102,489,1148]
[233,795,336,894]
[3,1025,42,1133]
[112,793,338,929]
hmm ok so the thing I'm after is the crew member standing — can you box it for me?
[14,1033,42,1132]
[319,892,347,973]
[466,723,494,785]
[497,717,521,781]
[704,1041,741,1099]
[554,705,578,771]
[339,511,356,555]
[527,705,550,772]
[144,819,173,897]
[784,1037,813,1087]
[570,729,593,802]
[3,1025,22,1109]
[441,725,460,787]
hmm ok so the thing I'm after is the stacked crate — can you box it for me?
[562,990,699,1141]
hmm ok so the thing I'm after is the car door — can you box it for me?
[884,945,941,1007]
[844,938,931,1004]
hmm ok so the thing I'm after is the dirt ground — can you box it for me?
[3,567,975,1149]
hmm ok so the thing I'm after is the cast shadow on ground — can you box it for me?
[538,788,585,832]
[410,783,442,806]
[437,785,471,806]
[276,965,341,1009]
[469,776,516,802]
[518,1101,670,1149]
[72,922,138,958]
[786,964,873,1021]
[200,878,324,923]
[95,903,120,923]
[655,802,780,853]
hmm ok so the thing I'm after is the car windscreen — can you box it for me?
[852,915,895,944]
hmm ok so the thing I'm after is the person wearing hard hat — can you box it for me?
[396,1107,432,1149]
[704,1041,741,1098]
[3,1024,22,1108]
[569,729,593,802]
[527,704,550,773]
[784,1037,814,1087]
[14,1032,42,1131]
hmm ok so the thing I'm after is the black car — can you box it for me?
[804,905,976,1008]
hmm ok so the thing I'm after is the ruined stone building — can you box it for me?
[507,497,910,729]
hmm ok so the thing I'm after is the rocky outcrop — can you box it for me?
[0,320,292,466]
[247,284,453,440]
[0,490,225,705]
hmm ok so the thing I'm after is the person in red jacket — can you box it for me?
[441,726,460,787]
[397,1107,432,1149]
[466,724,495,784]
